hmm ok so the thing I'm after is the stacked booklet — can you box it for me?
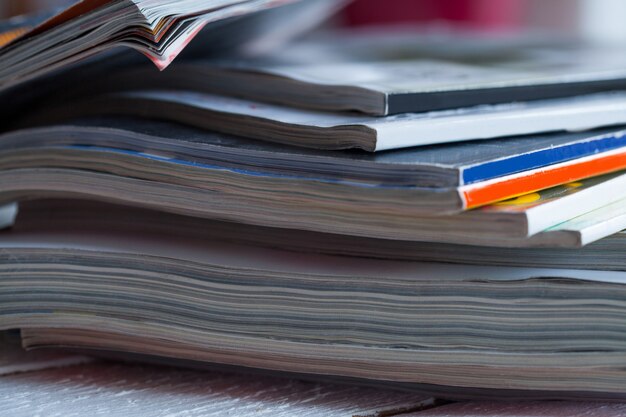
[2,0,626,401]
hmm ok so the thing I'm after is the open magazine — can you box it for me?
[0,0,312,92]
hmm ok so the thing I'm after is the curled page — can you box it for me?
[0,0,299,91]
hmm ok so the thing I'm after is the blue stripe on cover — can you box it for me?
[462,130,626,184]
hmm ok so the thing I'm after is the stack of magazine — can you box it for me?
[2,0,626,401]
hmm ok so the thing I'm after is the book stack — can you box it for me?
[2,0,626,401]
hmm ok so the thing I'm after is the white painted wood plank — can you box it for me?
[0,360,434,417]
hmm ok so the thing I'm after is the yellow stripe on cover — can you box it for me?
[0,27,30,48]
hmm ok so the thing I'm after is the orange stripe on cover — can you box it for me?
[462,149,626,209]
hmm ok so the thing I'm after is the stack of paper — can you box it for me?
[1,0,626,401]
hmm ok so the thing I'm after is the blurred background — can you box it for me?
[1,0,626,45]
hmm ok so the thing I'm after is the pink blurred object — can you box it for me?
[345,0,525,30]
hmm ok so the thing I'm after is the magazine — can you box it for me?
[4,198,626,399]
[43,89,626,152]
[1,118,624,244]
[0,0,302,91]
